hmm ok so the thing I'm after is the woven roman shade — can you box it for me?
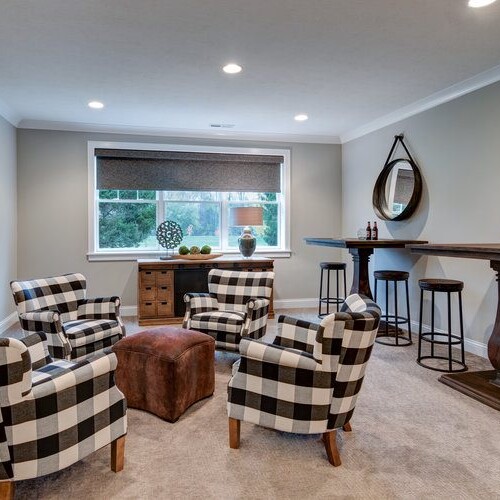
[95,149,283,192]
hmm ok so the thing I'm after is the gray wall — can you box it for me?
[342,80,500,347]
[0,116,17,323]
[16,130,342,309]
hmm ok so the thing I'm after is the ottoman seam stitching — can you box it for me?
[113,340,215,361]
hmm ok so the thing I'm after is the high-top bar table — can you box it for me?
[408,243,500,411]
[304,238,428,299]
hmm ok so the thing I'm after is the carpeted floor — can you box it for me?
[3,312,500,499]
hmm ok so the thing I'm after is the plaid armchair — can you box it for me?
[11,273,125,360]
[0,333,127,498]
[227,294,381,466]
[183,269,275,352]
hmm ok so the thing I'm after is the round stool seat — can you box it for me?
[320,262,347,271]
[374,270,409,281]
[419,279,464,293]
[318,262,347,317]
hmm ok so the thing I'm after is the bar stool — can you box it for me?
[374,270,412,346]
[318,262,347,317]
[417,278,467,373]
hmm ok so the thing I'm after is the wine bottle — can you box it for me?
[366,222,372,240]
[373,221,378,241]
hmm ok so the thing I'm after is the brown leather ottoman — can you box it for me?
[112,326,215,422]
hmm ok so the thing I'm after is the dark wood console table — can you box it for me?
[304,238,428,299]
[408,243,500,411]
[137,256,274,326]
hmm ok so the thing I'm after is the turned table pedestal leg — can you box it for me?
[348,248,374,299]
[439,260,500,410]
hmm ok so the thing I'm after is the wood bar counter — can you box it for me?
[408,243,500,411]
[137,256,274,326]
[304,238,428,299]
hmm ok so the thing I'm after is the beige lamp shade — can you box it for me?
[229,206,263,227]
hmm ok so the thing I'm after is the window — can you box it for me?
[88,142,290,260]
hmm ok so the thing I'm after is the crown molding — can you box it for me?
[0,99,21,127]
[17,119,341,145]
[341,63,500,144]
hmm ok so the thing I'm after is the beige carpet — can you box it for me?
[3,313,500,499]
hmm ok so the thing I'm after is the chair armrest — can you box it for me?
[183,293,218,315]
[246,298,269,311]
[19,332,52,369]
[272,315,321,355]
[77,296,121,320]
[31,351,118,399]
[183,293,218,328]
[341,294,381,316]
[0,337,32,402]
[19,311,71,359]
[239,338,319,370]
[19,310,61,331]
[242,298,270,339]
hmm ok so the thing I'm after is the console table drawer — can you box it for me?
[157,270,173,285]
[141,270,156,285]
[141,285,156,300]
[157,284,172,301]
[139,301,156,318]
[157,300,174,317]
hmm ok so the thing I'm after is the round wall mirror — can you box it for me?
[372,158,422,221]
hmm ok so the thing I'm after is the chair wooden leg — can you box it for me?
[323,430,342,467]
[229,418,241,449]
[111,435,125,472]
[0,481,14,500]
[343,422,352,432]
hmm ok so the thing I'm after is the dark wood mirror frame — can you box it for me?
[372,135,423,221]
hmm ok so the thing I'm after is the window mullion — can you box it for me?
[220,193,228,251]
[157,191,165,250]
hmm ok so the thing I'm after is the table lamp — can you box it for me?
[230,206,263,258]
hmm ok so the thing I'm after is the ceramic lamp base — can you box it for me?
[238,227,257,257]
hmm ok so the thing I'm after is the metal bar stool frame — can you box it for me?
[318,262,347,318]
[374,270,412,346]
[417,280,467,373]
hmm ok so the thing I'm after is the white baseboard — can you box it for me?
[121,300,318,317]
[121,305,138,317]
[0,312,18,333]
[274,298,317,309]
[121,303,489,358]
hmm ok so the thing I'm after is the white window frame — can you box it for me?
[87,141,291,261]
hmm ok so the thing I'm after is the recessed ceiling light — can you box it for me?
[468,0,497,7]
[88,100,104,109]
[294,114,309,122]
[210,123,235,128]
[222,63,242,74]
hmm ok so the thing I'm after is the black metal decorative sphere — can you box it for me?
[156,220,183,250]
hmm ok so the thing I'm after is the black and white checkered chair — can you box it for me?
[227,294,381,466]
[0,332,127,498]
[183,269,275,352]
[10,273,125,361]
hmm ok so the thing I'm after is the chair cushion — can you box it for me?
[191,310,246,334]
[64,319,122,347]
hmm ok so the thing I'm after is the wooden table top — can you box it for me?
[305,237,428,249]
[408,243,500,261]
[137,255,274,267]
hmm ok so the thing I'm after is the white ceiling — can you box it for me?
[1,0,500,142]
